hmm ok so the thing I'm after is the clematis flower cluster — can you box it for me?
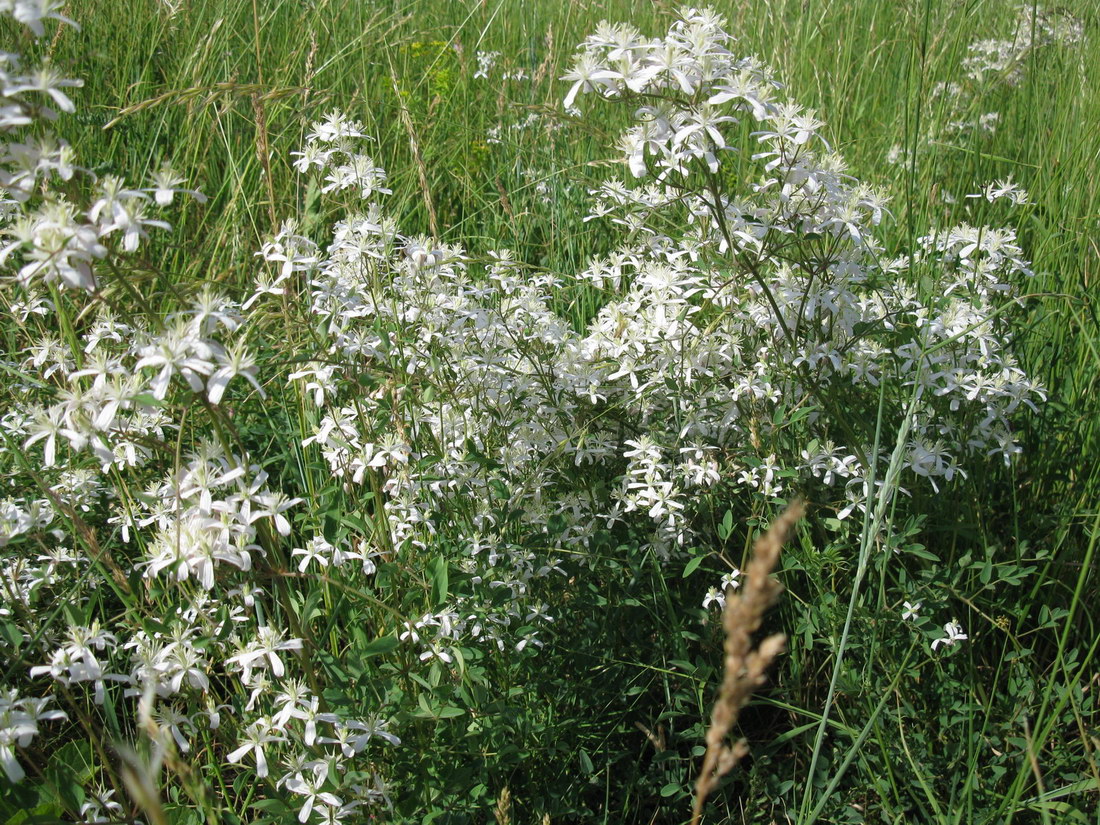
[10,291,264,476]
[962,4,1083,86]
[554,7,1043,523]
[248,9,1046,691]
[0,2,401,817]
[275,7,1038,577]
[894,3,1084,155]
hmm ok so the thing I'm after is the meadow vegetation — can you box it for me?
[0,1,1097,823]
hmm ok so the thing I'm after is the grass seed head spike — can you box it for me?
[691,499,804,825]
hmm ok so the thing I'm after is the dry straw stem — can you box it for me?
[387,59,440,238]
[690,500,804,825]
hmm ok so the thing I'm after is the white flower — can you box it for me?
[152,704,194,753]
[226,718,285,777]
[207,340,265,405]
[147,163,206,206]
[901,601,921,621]
[966,176,1029,206]
[931,620,968,651]
[4,63,82,113]
[285,766,343,823]
[0,692,66,783]
[133,321,216,400]
[291,536,333,572]
[306,110,367,143]
[561,52,618,110]
[23,404,84,466]
[702,586,724,610]
[226,628,304,680]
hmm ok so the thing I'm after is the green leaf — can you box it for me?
[907,546,940,562]
[546,513,567,534]
[979,560,993,584]
[0,622,22,651]
[660,782,681,798]
[579,749,594,775]
[718,509,734,541]
[129,393,165,408]
[337,513,370,534]
[4,803,64,825]
[249,799,290,814]
[361,634,400,657]
[683,555,705,578]
[44,740,93,814]
[165,805,203,825]
[430,555,449,605]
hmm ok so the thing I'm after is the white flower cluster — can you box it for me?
[30,622,120,704]
[0,688,66,782]
[473,49,532,82]
[559,8,1043,516]
[0,10,206,291]
[966,176,1030,206]
[918,5,1083,142]
[3,440,401,812]
[0,686,65,783]
[266,179,574,648]
[702,569,740,610]
[963,4,1084,85]
[486,112,565,147]
[129,443,298,588]
[291,111,390,200]
[0,3,400,813]
[900,602,970,653]
[8,291,264,476]
[0,496,53,548]
[0,1,80,189]
[931,619,968,651]
[474,50,500,80]
[0,3,1049,815]
[10,484,400,815]
[259,11,1045,674]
